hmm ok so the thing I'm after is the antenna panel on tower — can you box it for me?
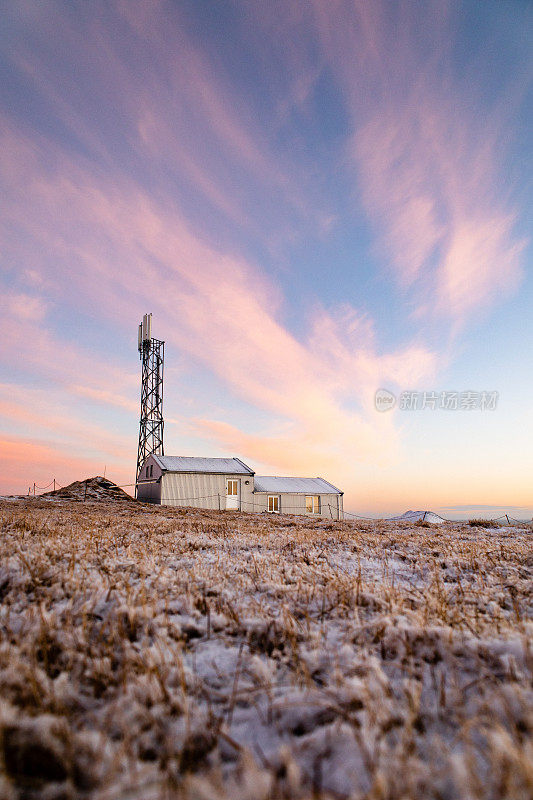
[142,313,152,342]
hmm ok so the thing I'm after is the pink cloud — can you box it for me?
[7,0,317,239]
[299,0,527,320]
[308,304,437,408]
[354,106,525,318]
[0,286,138,410]
[439,215,524,317]
[0,384,133,461]
[6,292,48,322]
[0,435,131,496]
[71,386,138,414]
[0,118,437,488]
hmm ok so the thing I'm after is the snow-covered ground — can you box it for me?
[0,499,531,799]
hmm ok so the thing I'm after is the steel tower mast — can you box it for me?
[135,313,164,496]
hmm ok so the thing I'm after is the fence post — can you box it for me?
[53,479,56,492]
[33,483,36,497]
[218,493,221,511]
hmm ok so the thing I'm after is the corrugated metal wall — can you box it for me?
[136,454,163,503]
[137,479,161,503]
[253,493,343,519]
[161,473,255,510]
[154,472,343,519]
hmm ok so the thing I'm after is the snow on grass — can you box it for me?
[0,499,532,799]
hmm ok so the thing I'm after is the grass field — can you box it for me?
[0,499,532,799]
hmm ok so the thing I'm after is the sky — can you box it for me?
[0,0,532,519]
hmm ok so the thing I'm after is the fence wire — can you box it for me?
[24,477,532,525]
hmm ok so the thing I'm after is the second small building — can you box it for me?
[252,475,343,519]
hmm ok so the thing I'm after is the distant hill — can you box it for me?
[44,476,135,503]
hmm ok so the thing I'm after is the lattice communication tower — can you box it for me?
[135,313,164,496]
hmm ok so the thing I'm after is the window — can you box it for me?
[268,495,280,513]
[150,465,153,478]
[146,465,150,478]
[305,495,320,514]
[227,480,238,496]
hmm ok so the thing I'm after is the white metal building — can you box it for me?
[137,455,343,519]
[252,476,343,519]
[137,455,255,509]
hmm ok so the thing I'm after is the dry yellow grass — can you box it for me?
[0,498,532,799]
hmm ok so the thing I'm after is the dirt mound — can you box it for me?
[44,476,134,502]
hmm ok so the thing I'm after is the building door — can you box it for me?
[226,479,240,510]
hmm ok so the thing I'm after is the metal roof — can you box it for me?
[152,455,254,474]
[253,476,342,494]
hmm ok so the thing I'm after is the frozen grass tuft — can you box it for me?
[469,518,497,528]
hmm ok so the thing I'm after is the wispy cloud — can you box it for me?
[0,283,137,407]
[354,105,525,318]
[243,0,527,320]
[4,0,319,241]
[307,0,527,319]
[0,116,436,490]
[0,383,133,459]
